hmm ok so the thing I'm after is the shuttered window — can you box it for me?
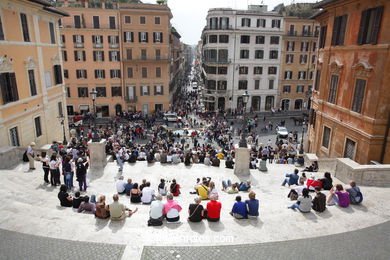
[357,6,383,45]
[20,13,30,42]
[351,79,366,113]
[49,22,55,44]
[0,72,19,104]
[328,75,339,104]
[34,117,42,137]
[28,70,37,96]
[331,15,348,46]
[53,65,63,85]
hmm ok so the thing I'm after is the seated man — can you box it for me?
[195,181,209,200]
[107,194,138,221]
[236,181,251,192]
[204,194,221,222]
[281,169,299,187]
[115,176,126,194]
[77,196,96,214]
[125,178,133,196]
[230,196,247,219]
[72,191,84,209]
[245,191,259,219]
[188,196,204,222]
[346,181,363,204]
[312,187,326,212]
[211,157,220,167]
[148,194,164,226]
[225,156,235,169]
[288,180,306,200]
[141,182,155,204]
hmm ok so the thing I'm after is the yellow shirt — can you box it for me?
[195,185,209,200]
[217,153,224,160]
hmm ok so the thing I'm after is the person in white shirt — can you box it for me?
[116,146,126,172]
[115,176,126,194]
[148,194,164,226]
[26,142,36,170]
[141,182,155,204]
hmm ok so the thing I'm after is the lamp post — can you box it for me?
[90,88,97,115]
[58,116,67,145]
[300,121,306,154]
[89,88,100,142]
[238,91,250,147]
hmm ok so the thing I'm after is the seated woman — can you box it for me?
[225,156,235,169]
[208,181,218,199]
[204,194,221,222]
[137,149,146,161]
[319,172,333,190]
[77,196,96,214]
[170,179,180,196]
[288,188,312,213]
[245,191,259,219]
[184,153,192,166]
[222,180,239,194]
[95,195,110,219]
[58,184,73,207]
[230,196,248,219]
[188,196,204,222]
[130,183,142,203]
[163,193,182,222]
[236,181,251,192]
[158,179,167,196]
[327,184,350,207]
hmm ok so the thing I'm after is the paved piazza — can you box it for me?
[0,160,389,259]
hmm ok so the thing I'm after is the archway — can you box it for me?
[251,96,261,111]
[294,99,303,110]
[281,99,290,111]
[265,96,274,111]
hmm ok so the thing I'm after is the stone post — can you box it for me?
[88,139,107,178]
[234,144,250,176]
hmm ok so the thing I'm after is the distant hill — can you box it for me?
[273,3,317,19]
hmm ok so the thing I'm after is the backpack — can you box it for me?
[22,151,29,162]
[353,187,363,204]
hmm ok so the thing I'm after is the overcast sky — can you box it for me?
[142,0,319,45]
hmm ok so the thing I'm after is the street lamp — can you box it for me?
[300,121,307,154]
[90,88,97,115]
[89,88,100,142]
[239,91,250,148]
[57,115,67,145]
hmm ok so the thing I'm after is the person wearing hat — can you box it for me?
[76,157,88,191]
[26,142,36,170]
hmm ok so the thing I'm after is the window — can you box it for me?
[139,32,148,42]
[140,85,150,96]
[156,67,161,78]
[254,80,260,90]
[49,22,55,44]
[269,50,278,59]
[0,72,19,104]
[140,16,146,24]
[0,16,4,40]
[241,18,251,27]
[269,79,274,89]
[284,71,292,80]
[153,32,163,43]
[125,49,132,61]
[74,50,86,61]
[126,86,136,100]
[74,15,81,28]
[271,19,281,28]
[207,80,216,89]
[93,51,104,61]
[67,105,74,115]
[142,67,147,78]
[155,17,161,24]
[125,16,131,24]
[239,66,248,75]
[94,69,105,79]
[28,70,37,96]
[283,85,291,93]
[238,80,248,90]
[218,49,228,62]
[20,13,30,42]
[109,16,116,29]
[93,16,100,29]
[328,75,339,104]
[154,85,163,95]
[331,15,348,46]
[62,50,67,62]
[219,35,229,43]
[209,35,218,43]
[240,50,249,59]
[253,66,262,75]
[301,42,309,51]
[287,41,295,51]
[270,36,279,44]
[322,126,331,148]
[255,36,264,44]
[298,71,306,80]
[257,19,266,28]
[311,55,316,64]
[344,138,356,159]
[124,32,134,43]
[64,70,68,79]
[127,67,133,78]
[155,49,161,60]
[45,71,52,87]
[351,79,366,113]
[319,26,327,48]
[296,85,304,93]
[109,51,119,61]
[218,67,227,75]
[53,65,63,84]
[76,70,87,79]
[34,117,42,137]
[309,71,314,80]
[294,99,303,110]
[314,69,321,90]
[209,17,218,29]
[108,35,119,46]
[255,50,264,59]
[299,54,308,64]
[110,69,121,79]
[268,67,277,75]
[241,35,250,44]
[9,126,20,146]
[96,87,106,97]
[286,54,294,64]
[357,6,383,45]
[312,42,317,51]
[288,24,295,35]
[219,17,230,29]
[58,102,63,117]
[93,35,103,45]
[141,49,147,60]
[111,86,122,97]
[302,25,311,36]
[73,35,84,47]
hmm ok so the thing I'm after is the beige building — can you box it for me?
[0,0,69,147]
[279,17,318,111]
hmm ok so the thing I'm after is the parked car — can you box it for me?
[276,126,288,139]
[164,113,182,122]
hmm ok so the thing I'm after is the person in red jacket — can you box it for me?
[170,179,181,196]
[205,194,222,222]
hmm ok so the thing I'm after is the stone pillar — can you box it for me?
[234,144,250,176]
[88,139,107,178]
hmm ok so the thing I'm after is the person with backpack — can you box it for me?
[76,158,88,191]
[312,187,326,212]
[346,181,363,204]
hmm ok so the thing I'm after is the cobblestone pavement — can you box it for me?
[141,220,390,260]
[0,228,125,260]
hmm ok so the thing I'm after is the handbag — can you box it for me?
[188,204,201,219]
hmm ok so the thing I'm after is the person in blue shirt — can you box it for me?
[230,196,247,219]
[245,191,259,219]
[125,178,133,196]
[281,169,300,187]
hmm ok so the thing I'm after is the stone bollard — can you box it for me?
[234,144,250,176]
[88,139,107,180]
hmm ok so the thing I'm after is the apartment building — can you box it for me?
[279,17,318,111]
[0,0,69,147]
[120,3,172,114]
[308,0,390,164]
[201,5,283,112]
[170,27,184,103]
[57,0,122,117]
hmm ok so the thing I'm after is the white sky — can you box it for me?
[142,0,319,45]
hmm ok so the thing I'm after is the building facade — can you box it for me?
[308,0,390,164]
[169,27,184,104]
[0,0,69,147]
[201,5,283,112]
[279,17,318,111]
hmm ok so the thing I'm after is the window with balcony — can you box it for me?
[219,35,229,43]
[153,32,163,43]
[209,17,218,29]
[257,19,266,28]
[271,19,281,28]
[302,25,311,36]
[124,32,134,43]
[331,15,348,46]
[255,50,264,59]
[286,54,294,64]
[288,24,296,35]
[270,36,279,44]
[139,32,148,42]
[126,86,136,101]
[209,35,218,43]
[110,69,121,79]
[239,66,248,75]
[357,6,383,45]
[253,66,263,75]
[94,69,105,79]
[154,85,163,95]
[255,35,265,44]
[240,50,249,59]
[219,17,230,29]
[269,50,278,59]
[238,80,248,90]
[0,72,19,104]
